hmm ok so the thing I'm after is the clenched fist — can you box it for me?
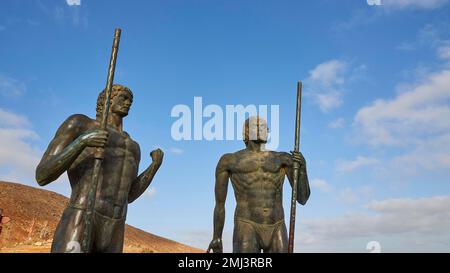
[291,151,306,168]
[150,148,164,166]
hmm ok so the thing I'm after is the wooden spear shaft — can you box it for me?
[81,28,121,253]
[288,81,302,253]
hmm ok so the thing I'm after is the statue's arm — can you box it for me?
[212,154,231,241]
[283,152,311,205]
[35,115,89,186]
[128,148,164,203]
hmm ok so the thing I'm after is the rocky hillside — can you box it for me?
[0,181,202,253]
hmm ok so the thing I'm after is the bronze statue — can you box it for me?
[35,84,164,253]
[207,116,310,253]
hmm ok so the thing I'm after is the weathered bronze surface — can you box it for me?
[207,117,310,253]
[35,84,164,253]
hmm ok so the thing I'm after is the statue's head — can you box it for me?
[243,116,269,145]
[96,84,134,118]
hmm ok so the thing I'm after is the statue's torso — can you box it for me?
[67,119,140,219]
[227,150,288,224]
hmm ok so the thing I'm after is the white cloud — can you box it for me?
[0,109,30,127]
[66,0,81,6]
[352,45,450,175]
[328,117,345,129]
[305,60,348,113]
[299,195,450,252]
[382,0,450,9]
[0,74,26,97]
[315,92,343,113]
[354,69,450,147]
[0,109,41,183]
[309,60,346,87]
[311,178,333,193]
[336,156,380,173]
[391,133,450,172]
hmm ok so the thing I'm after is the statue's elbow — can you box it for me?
[35,171,50,186]
[35,165,52,186]
[297,189,310,206]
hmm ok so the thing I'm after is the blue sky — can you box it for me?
[1,0,450,252]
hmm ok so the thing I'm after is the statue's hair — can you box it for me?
[96,84,133,118]
[243,116,267,144]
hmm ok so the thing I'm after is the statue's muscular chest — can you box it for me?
[229,151,285,192]
[230,151,283,174]
[73,127,139,172]
[102,129,138,161]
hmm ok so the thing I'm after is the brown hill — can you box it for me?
[0,181,203,253]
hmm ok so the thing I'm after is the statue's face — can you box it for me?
[246,118,269,143]
[111,90,133,117]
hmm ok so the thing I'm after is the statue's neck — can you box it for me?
[97,112,123,132]
[245,141,264,152]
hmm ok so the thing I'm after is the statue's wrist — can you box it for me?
[153,159,163,167]
[74,135,87,150]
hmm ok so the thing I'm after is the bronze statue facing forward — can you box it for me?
[207,117,310,253]
[36,84,163,253]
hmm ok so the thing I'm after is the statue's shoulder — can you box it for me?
[53,114,95,138]
[271,151,292,164]
[217,152,236,166]
[63,114,93,125]
[274,150,291,157]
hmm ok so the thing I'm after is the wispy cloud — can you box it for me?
[337,186,373,205]
[336,156,380,173]
[311,178,333,193]
[37,0,87,28]
[335,2,450,33]
[305,60,347,113]
[0,74,26,97]
[353,63,450,174]
[437,41,450,60]
[299,195,450,252]
[328,117,345,129]
[0,109,40,184]
[397,23,450,61]
[354,69,450,145]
